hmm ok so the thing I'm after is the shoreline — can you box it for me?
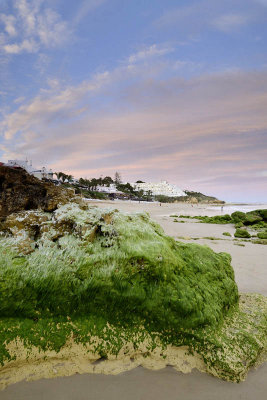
[1,364,267,400]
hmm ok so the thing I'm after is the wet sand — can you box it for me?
[1,364,267,400]
[1,200,266,399]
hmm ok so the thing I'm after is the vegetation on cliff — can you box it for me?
[155,190,223,204]
[55,169,222,203]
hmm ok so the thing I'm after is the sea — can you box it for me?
[207,204,267,214]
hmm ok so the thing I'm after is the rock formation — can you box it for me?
[0,166,76,218]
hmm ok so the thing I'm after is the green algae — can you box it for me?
[252,239,267,245]
[0,294,265,382]
[178,209,267,228]
[0,203,266,382]
[0,207,238,330]
[234,229,251,239]
[177,210,267,243]
[257,231,267,239]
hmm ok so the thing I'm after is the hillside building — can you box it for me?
[132,180,186,197]
[5,160,54,180]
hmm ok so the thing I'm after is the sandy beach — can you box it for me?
[1,200,266,399]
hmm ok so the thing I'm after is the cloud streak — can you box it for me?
[0,0,70,55]
[0,58,266,201]
[73,0,107,25]
[212,14,248,32]
[154,0,266,36]
[128,44,174,64]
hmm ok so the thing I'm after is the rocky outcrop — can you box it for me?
[0,166,76,218]
[183,191,224,204]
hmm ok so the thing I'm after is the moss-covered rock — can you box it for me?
[257,209,267,221]
[188,210,266,233]
[0,202,265,383]
[196,214,232,224]
[235,222,244,228]
[234,228,251,238]
[257,231,267,239]
[231,211,246,223]
[0,203,238,331]
[243,212,263,226]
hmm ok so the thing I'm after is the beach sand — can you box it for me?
[1,364,267,400]
[1,200,266,399]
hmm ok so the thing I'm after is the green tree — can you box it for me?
[90,178,98,191]
[102,176,113,186]
[55,172,63,181]
[55,172,68,182]
[114,171,122,185]
[66,175,74,183]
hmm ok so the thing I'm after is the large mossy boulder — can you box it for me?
[0,202,266,384]
[0,203,238,331]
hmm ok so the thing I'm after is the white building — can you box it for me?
[132,181,186,197]
[6,160,54,180]
[95,184,119,193]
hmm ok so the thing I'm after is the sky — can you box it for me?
[0,0,267,202]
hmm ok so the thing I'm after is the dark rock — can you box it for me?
[0,166,75,218]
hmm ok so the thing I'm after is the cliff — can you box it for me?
[0,166,75,218]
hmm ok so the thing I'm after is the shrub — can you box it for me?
[223,232,231,237]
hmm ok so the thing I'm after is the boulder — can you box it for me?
[234,228,251,238]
